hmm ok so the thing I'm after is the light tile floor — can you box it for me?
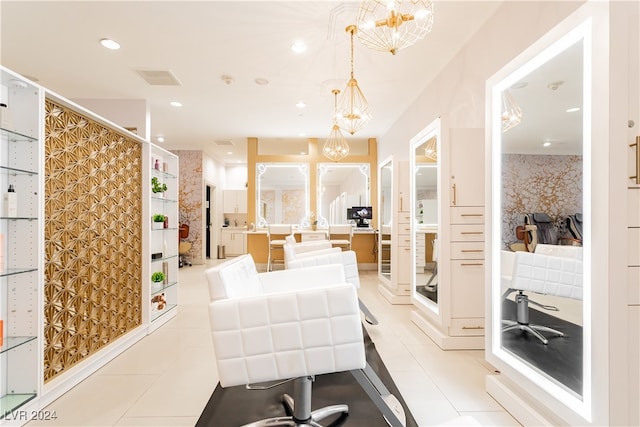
[27,260,521,427]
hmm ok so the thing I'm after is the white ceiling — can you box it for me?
[1,1,504,164]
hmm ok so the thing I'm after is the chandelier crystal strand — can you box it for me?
[336,25,372,135]
[356,0,434,55]
[501,89,523,133]
[323,89,350,162]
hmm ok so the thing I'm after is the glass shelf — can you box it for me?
[0,165,38,176]
[151,195,177,203]
[151,303,177,322]
[151,255,178,263]
[0,216,37,221]
[151,227,180,231]
[0,393,37,420]
[0,336,37,355]
[0,127,38,143]
[151,168,177,180]
[151,281,178,295]
[0,267,38,278]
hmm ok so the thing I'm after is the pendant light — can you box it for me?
[336,25,372,135]
[501,89,523,133]
[323,89,350,162]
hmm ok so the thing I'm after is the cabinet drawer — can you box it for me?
[630,228,640,265]
[398,223,412,234]
[397,247,413,284]
[450,206,484,224]
[398,212,412,224]
[397,284,412,296]
[451,242,485,259]
[629,189,640,227]
[630,267,640,305]
[398,233,412,248]
[449,318,485,336]
[451,224,485,242]
[450,260,485,318]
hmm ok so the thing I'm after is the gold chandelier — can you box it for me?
[336,25,372,136]
[501,89,523,133]
[323,89,350,162]
[356,0,435,56]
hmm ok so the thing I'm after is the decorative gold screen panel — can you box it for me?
[43,99,143,382]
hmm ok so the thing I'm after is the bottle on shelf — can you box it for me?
[0,102,14,130]
[4,184,17,217]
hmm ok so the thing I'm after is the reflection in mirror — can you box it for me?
[317,163,370,227]
[492,26,589,410]
[256,163,309,228]
[379,158,392,282]
[410,121,440,313]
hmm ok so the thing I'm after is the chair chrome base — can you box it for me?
[241,377,348,427]
[502,320,564,345]
[502,291,564,345]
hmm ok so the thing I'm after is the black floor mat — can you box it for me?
[196,328,418,427]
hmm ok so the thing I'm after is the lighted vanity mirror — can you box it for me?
[489,21,590,414]
[378,157,392,282]
[410,119,440,312]
[317,163,370,227]
[256,163,309,228]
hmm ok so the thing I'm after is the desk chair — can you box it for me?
[267,224,292,271]
[328,224,353,251]
[178,224,192,267]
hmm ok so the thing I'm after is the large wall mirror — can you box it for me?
[489,21,591,418]
[378,156,392,282]
[317,163,370,227]
[256,163,309,227]
[410,119,440,313]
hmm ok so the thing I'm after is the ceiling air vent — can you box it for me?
[134,69,182,86]
[215,140,234,146]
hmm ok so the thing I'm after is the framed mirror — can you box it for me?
[378,156,392,283]
[410,119,440,313]
[488,20,591,417]
[317,163,370,227]
[256,163,309,228]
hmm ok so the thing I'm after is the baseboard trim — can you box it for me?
[486,375,556,427]
[410,311,484,350]
[377,285,411,304]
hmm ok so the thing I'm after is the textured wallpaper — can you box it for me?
[282,189,305,224]
[44,99,142,382]
[171,150,203,261]
[501,154,582,248]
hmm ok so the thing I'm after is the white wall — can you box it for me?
[378,1,584,161]
[225,164,248,189]
[72,98,149,140]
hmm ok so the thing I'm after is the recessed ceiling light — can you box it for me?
[298,132,306,137]
[566,107,580,113]
[299,151,306,155]
[170,101,182,107]
[511,81,528,89]
[100,38,120,50]
[543,141,552,147]
[296,101,306,109]
[291,41,307,53]
[157,136,165,143]
[221,75,235,85]
[227,151,233,155]
[255,78,269,86]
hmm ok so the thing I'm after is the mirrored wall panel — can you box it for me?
[411,121,440,311]
[317,163,370,227]
[256,163,309,227]
[379,158,392,281]
[490,23,590,411]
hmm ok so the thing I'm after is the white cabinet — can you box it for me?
[220,228,246,256]
[449,128,485,207]
[223,189,247,214]
[149,146,179,328]
[0,68,43,421]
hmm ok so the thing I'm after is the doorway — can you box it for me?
[205,184,215,259]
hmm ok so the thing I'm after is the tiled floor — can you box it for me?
[27,260,521,427]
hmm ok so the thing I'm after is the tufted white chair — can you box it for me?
[502,244,583,345]
[205,254,366,426]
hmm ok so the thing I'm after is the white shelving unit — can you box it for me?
[0,68,44,422]
[147,146,179,331]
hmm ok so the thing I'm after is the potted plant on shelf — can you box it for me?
[151,271,165,285]
[151,177,167,197]
[152,214,166,229]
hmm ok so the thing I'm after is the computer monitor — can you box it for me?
[349,206,372,227]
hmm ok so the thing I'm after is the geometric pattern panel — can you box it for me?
[43,99,142,383]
